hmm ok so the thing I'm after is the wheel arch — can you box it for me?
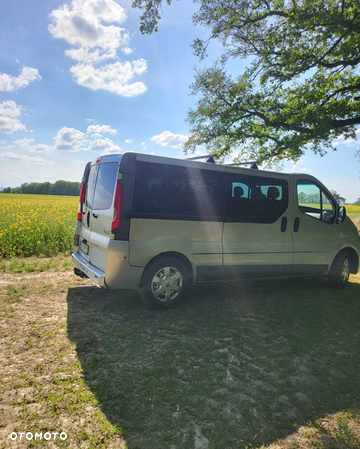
[140,251,194,286]
[330,247,359,275]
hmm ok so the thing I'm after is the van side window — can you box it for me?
[297,181,336,224]
[226,174,288,223]
[92,163,119,210]
[85,164,99,210]
[132,161,224,219]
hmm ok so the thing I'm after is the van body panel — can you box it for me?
[222,217,294,278]
[129,218,223,271]
[337,216,360,259]
[290,216,339,271]
[104,240,143,289]
[88,203,114,271]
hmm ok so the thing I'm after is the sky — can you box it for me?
[0,0,359,203]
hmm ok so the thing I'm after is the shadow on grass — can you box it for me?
[66,277,360,449]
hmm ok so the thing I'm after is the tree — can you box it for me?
[50,180,68,196]
[133,0,360,164]
[330,190,346,204]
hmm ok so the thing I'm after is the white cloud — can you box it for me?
[48,0,130,62]
[125,138,133,144]
[0,152,50,165]
[0,67,41,92]
[0,101,26,134]
[151,131,188,149]
[87,124,117,135]
[141,142,145,146]
[0,101,21,118]
[55,126,85,151]
[14,138,53,153]
[49,0,146,97]
[87,137,121,155]
[70,60,147,97]
[0,116,26,134]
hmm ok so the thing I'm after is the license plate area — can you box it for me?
[80,240,89,255]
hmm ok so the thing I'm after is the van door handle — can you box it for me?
[293,217,300,232]
[92,213,99,219]
[86,211,90,227]
[281,217,287,232]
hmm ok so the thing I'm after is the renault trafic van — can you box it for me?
[72,152,360,308]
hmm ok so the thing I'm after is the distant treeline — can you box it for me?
[1,180,81,196]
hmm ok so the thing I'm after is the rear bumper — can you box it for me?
[72,252,106,287]
[72,240,144,290]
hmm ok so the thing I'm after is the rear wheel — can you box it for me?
[139,257,190,308]
[328,252,350,289]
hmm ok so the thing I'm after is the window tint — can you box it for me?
[297,181,336,224]
[132,161,224,219]
[226,173,288,223]
[85,164,99,209]
[92,163,119,210]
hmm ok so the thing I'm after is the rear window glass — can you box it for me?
[92,163,119,210]
[132,161,224,218]
[85,164,99,210]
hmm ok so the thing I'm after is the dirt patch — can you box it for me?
[352,216,360,232]
[1,259,360,449]
[0,264,125,449]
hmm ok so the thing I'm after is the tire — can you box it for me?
[328,252,350,289]
[139,257,190,308]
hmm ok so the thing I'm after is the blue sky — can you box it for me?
[0,0,359,202]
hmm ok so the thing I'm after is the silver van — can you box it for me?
[72,152,360,308]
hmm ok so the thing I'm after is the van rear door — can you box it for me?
[78,162,99,262]
[79,159,120,271]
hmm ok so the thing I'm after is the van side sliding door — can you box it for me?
[222,170,293,280]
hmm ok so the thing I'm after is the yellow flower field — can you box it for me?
[0,194,78,258]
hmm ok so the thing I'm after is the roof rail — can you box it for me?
[226,161,259,170]
[185,154,216,163]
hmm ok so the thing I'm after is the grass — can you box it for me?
[1,255,360,448]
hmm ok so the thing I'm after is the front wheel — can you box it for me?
[139,257,190,308]
[328,252,350,289]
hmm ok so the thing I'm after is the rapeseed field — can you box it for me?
[0,194,78,258]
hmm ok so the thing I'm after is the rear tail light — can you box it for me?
[112,182,123,232]
[77,183,86,221]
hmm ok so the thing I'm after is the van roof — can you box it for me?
[90,151,317,181]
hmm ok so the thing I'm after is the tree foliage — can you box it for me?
[133,0,360,164]
[330,190,346,204]
[1,180,80,196]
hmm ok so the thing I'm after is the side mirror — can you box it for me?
[336,206,346,224]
